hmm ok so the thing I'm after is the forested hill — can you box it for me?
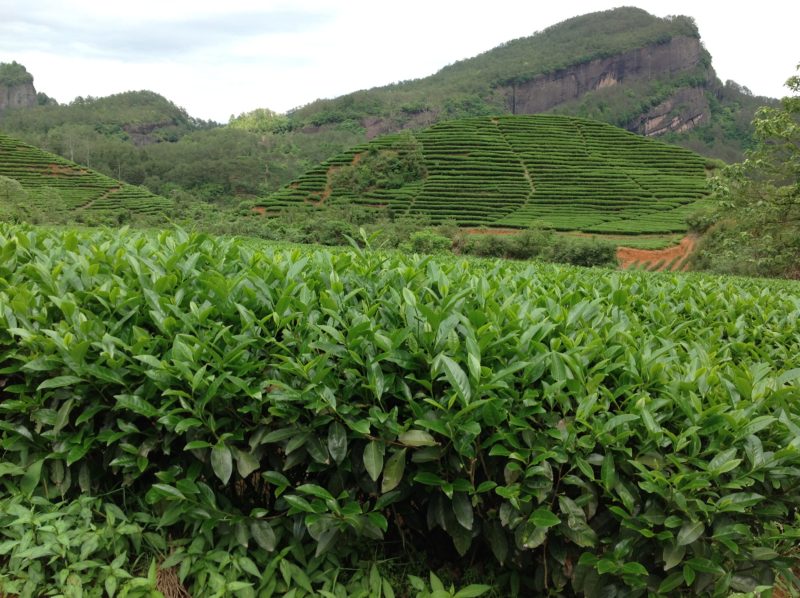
[0,90,214,146]
[284,7,770,162]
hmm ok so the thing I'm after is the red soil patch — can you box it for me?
[617,235,697,272]
[47,164,82,175]
[311,152,365,206]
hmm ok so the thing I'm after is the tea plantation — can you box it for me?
[262,115,711,235]
[0,133,172,219]
[1,223,799,596]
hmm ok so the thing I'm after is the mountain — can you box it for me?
[0,62,37,113]
[284,7,771,162]
[261,114,711,234]
[0,132,172,223]
[0,89,212,146]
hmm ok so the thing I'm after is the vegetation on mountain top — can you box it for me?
[0,61,33,87]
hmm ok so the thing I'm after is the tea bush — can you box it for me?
[1,223,799,596]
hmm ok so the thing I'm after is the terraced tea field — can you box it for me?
[262,115,711,235]
[0,133,172,218]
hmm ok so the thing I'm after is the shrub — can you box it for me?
[1,224,799,595]
[407,229,453,253]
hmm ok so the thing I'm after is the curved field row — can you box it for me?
[0,133,172,217]
[262,115,710,238]
[617,234,697,271]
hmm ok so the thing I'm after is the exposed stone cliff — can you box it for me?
[501,36,710,136]
[0,81,37,113]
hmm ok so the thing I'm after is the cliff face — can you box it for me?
[634,87,710,136]
[0,81,37,112]
[502,36,710,135]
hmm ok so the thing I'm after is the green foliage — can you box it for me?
[407,229,453,254]
[228,107,291,134]
[0,494,159,596]
[0,9,764,203]
[330,136,426,194]
[461,228,617,267]
[694,66,800,277]
[0,61,33,86]
[268,114,710,235]
[2,223,800,594]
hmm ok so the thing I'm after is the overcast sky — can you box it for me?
[1,1,797,123]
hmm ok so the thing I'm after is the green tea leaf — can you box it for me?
[20,458,44,497]
[438,354,472,404]
[398,430,438,447]
[529,508,560,529]
[363,441,385,482]
[250,520,276,552]
[211,444,233,485]
[37,375,84,390]
[381,448,407,494]
[452,492,474,530]
[327,421,348,465]
[114,394,159,418]
[677,520,705,546]
[662,542,686,570]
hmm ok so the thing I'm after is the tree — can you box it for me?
[695,65,800,277]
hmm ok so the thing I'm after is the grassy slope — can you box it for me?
[262,115,711,235]
[0,132,172,218]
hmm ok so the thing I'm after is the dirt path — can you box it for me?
[617,235,697,271]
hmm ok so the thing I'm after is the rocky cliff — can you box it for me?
[0,82,37,113]
[502,36,710,136]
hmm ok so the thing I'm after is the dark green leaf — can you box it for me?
[530,508,560,529]
[363,441,385,482]
[677,520,705,546]
[327,421,348,465]
[250,520,276,552]
[211,444,233,485]
[381,448,407,494]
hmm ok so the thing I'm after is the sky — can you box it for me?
[1,1,797,123]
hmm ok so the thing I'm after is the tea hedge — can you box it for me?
[1,224,800,596]
[0,133,173,220]
[263,115,711,237]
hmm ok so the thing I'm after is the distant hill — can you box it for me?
[0,132,172,222]
[261,114,711,235]
[0,89,212,146]
[285,7,771,162]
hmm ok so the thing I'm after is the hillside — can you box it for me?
[285,7,769,162]
[0,89,211,146]
[0,132,172,221]
[262,114,711,235]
